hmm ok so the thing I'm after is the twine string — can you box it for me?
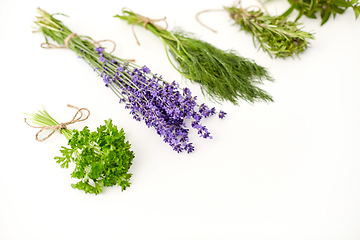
[25,104,90,142]
[64,33,77,48]
[40,33,77,49]
[196,1,267,32]
[41,33,117,54]
[195,8,226,33]
[93,39,116,54]
[122,7,168,45]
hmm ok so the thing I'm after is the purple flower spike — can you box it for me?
[96,47,104,53]
[89,52,226,153]
[185,143,195,153]
[142,65,150,73]
[219,110,227,119]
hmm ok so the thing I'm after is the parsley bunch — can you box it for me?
[26,107,134,195]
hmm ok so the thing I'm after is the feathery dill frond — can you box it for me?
[167,31,274,104]
[116,10,274,105]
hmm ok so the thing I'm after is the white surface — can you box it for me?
[1,0,360,239]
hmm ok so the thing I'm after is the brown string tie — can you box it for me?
[195,8,226,33]
[93,39,117,54]
[41,33,117,54]
[122,7,168,45]
[196,1,267,33]
[25,104,90,142]
[41,33,77,49]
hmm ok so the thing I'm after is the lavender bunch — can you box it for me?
[34,8,226,153]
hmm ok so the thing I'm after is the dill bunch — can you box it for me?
[115,10,274,105]
[224,3,314,58]
[280,0,360,25]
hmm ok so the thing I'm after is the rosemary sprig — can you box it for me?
[224,3,314,58]
[280,0,360,25]
[116,10,274,105]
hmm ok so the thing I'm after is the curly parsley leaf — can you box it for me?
[56,119,135,195]
[25,107,134,195]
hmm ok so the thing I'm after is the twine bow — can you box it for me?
[25,104,90,142]
[122,8,168,45]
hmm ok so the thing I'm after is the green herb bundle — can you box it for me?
[116,10,274,105]
[280,0,360,25]
[223,3,314,58]
[25,105,134,195]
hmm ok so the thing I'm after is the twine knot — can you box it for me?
[41,33,78,49]
[58,123,68,131]
[25,104,90,142]
[122,8,168,45]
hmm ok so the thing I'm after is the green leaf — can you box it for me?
[89,162,104,179]
[71,181,102,195]
[354,7,360,18]
[321,10,331,25]
[279,5,296,18]
[333,5,346,14]
[334,0,352,7]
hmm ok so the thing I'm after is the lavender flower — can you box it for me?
[96,47,104,53]
[219,110,227,119]
[34,7,226,153]
[87,47,226,153]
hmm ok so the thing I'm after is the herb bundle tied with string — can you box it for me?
[196,1,314,59]
[34,8,225,154]
[25,105,134,195]
[116,9,274,105]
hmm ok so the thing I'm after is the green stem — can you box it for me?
[25,107,73,141]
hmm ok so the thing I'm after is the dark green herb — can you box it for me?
[280,0,360,25]
[115,10,274,105]
[25,106,134,195]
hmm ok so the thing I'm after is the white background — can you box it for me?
[1,0,360,239]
